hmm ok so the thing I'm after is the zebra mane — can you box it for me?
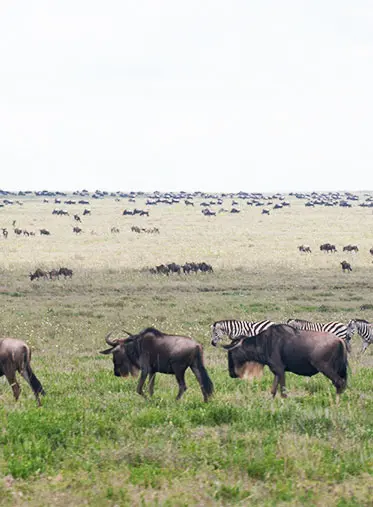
[354,319,369,323]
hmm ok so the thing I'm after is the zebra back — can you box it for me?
[287,319,348,339]
[211,319,274,345]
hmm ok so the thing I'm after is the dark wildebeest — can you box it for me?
[40,228,50,235]
[73,226,82,234]
[370,247,373,256]
[343,245,358,253]
[59,267,73,278]
[298,245,311,253]
[100,328,214,402]
[222,324,348,399]
[341,261,352,272]
[29,268,49,281]
[0,338,45,405]
[320,243,337,253]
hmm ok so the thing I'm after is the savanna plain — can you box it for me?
[0,194,372,506]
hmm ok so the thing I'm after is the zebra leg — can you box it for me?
[361,341,369,354]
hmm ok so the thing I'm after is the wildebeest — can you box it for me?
[73,226,82,234]
[100,328,214,402]
[222,324,348,398]
[298,245,311,253]
[59,267,73,278]
[49,269,60,280]
[341,260,352,272]
[0,338,45,405]
[29,268,49,281]
[343,244,359,253]
[320,243,337,253]
[40,228,51,235]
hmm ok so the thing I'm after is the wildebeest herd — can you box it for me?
[29,267,73,281]
[149,262,213,275]
[4,314,371,406]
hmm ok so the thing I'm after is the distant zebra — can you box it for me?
[211,319,275,380]
[346,319,373,353]
[287,319,350,351]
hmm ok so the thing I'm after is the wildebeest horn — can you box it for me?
[222,338,243,351]
[105,332,118,347]
[122,329,133,336]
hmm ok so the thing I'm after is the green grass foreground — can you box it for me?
[0,195,372,505]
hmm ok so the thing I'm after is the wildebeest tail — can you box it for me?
[22,348,46,396]
[334,340,348,381]
[195,347,214,397]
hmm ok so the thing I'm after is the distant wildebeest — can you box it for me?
[59,267,73,278]
[2,228,8,239]
[0,338,45,405]
[40,228,51,235]
[167,262,181,274]
[222,324,348,399]
[73,226,82,234]
[14,228,22,235]
[29,268,49,281]
[370,247,373,256]
[341,261,352,272]
[261,209,270,215]
[298,245,311,253]
[320,243,336,253]
[49,269,60,280]
[73,214,81,222]
[83,209,91,216]
[343,244,358,253]
[100,328,214,402]
[111,227,120,233]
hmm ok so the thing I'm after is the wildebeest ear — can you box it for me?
[222,339,243,351]
[99,347,115,355]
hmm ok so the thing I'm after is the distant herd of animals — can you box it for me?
[149,262,214,275]
[29,267,73,281]
[1,317,372,407]
[297,243,373,272]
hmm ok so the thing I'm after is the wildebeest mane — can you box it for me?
[139,327,164,337]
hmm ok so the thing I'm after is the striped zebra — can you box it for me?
[211,319,275,380]
[211,319,275,346]
[346,319,373,353]
[287,319,350,351]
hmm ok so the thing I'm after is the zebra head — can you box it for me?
[346,319,357,339]
[211,322,226,347]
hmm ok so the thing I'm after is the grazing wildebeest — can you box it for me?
[40,228,50,235]
[83,209,91,216]
[343,245,359,253]
[73,214,81,222]
[29,268,49,281]
[167,262,181,274]
[320,243,337,253]
[298,245,311,253]
[341,260,352,272]
[100,328,214,402]
[2,228,8,239]
[0,338,45,405]
[59,267,73,278]
[155,264,170,275]
[73,226,82,234]
[222,324,348,399]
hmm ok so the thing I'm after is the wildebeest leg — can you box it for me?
[174,369,187,400]
[6,373,20,401]
[271,375,279,397]
[148,372,156,397]
[137,370,148,397]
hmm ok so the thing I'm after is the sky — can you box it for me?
[1,1,373,193]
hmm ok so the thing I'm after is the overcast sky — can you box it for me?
[1,1,373,193]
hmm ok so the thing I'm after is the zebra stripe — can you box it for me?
[211,319,275,346]
[287,319,348,340]
[347,319,373,353]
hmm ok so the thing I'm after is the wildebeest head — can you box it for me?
[99,332,139,378]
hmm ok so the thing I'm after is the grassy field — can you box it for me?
[0,193,372,506]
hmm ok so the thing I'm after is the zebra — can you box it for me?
[211,319,275,347]
[346,319,373,353]
[287,319,351,352]
[211,319,275,380]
